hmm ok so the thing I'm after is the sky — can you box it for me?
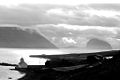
[0,0,120,49]
[0,0,120,6]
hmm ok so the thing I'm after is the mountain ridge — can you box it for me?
[0,27,57,49]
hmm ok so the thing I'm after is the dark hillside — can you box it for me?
[0,27,57,48]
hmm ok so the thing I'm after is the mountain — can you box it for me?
[0,27,57,48]
[86,38,112,50]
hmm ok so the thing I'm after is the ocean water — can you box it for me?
[0,48,108,80]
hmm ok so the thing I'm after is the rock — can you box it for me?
[86,38,112,50]
[17,58,28,68]
[8,77,12,79]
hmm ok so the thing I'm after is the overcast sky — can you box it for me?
[0,0,120,6]
[0,0,120,49]
[0,0,117,6]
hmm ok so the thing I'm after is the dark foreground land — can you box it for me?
[17,50,120,80]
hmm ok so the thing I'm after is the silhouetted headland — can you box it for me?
[0,62,17,66]
[2,50,120,80]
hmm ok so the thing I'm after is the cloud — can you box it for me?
[0,4,64,25]
[47,8,68,16]
[2,0,120,7]
[46,8,75,17]
[88,4,120,11]
[83,9,120,18]
[35,24,120,48]
[0,4,120,27]
[62,37,77,44]
[45,4,120,27]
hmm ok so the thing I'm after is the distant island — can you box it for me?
[0,27,57,49]
[86,38,112,50]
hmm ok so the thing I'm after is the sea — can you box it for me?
[0,48,111,80]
